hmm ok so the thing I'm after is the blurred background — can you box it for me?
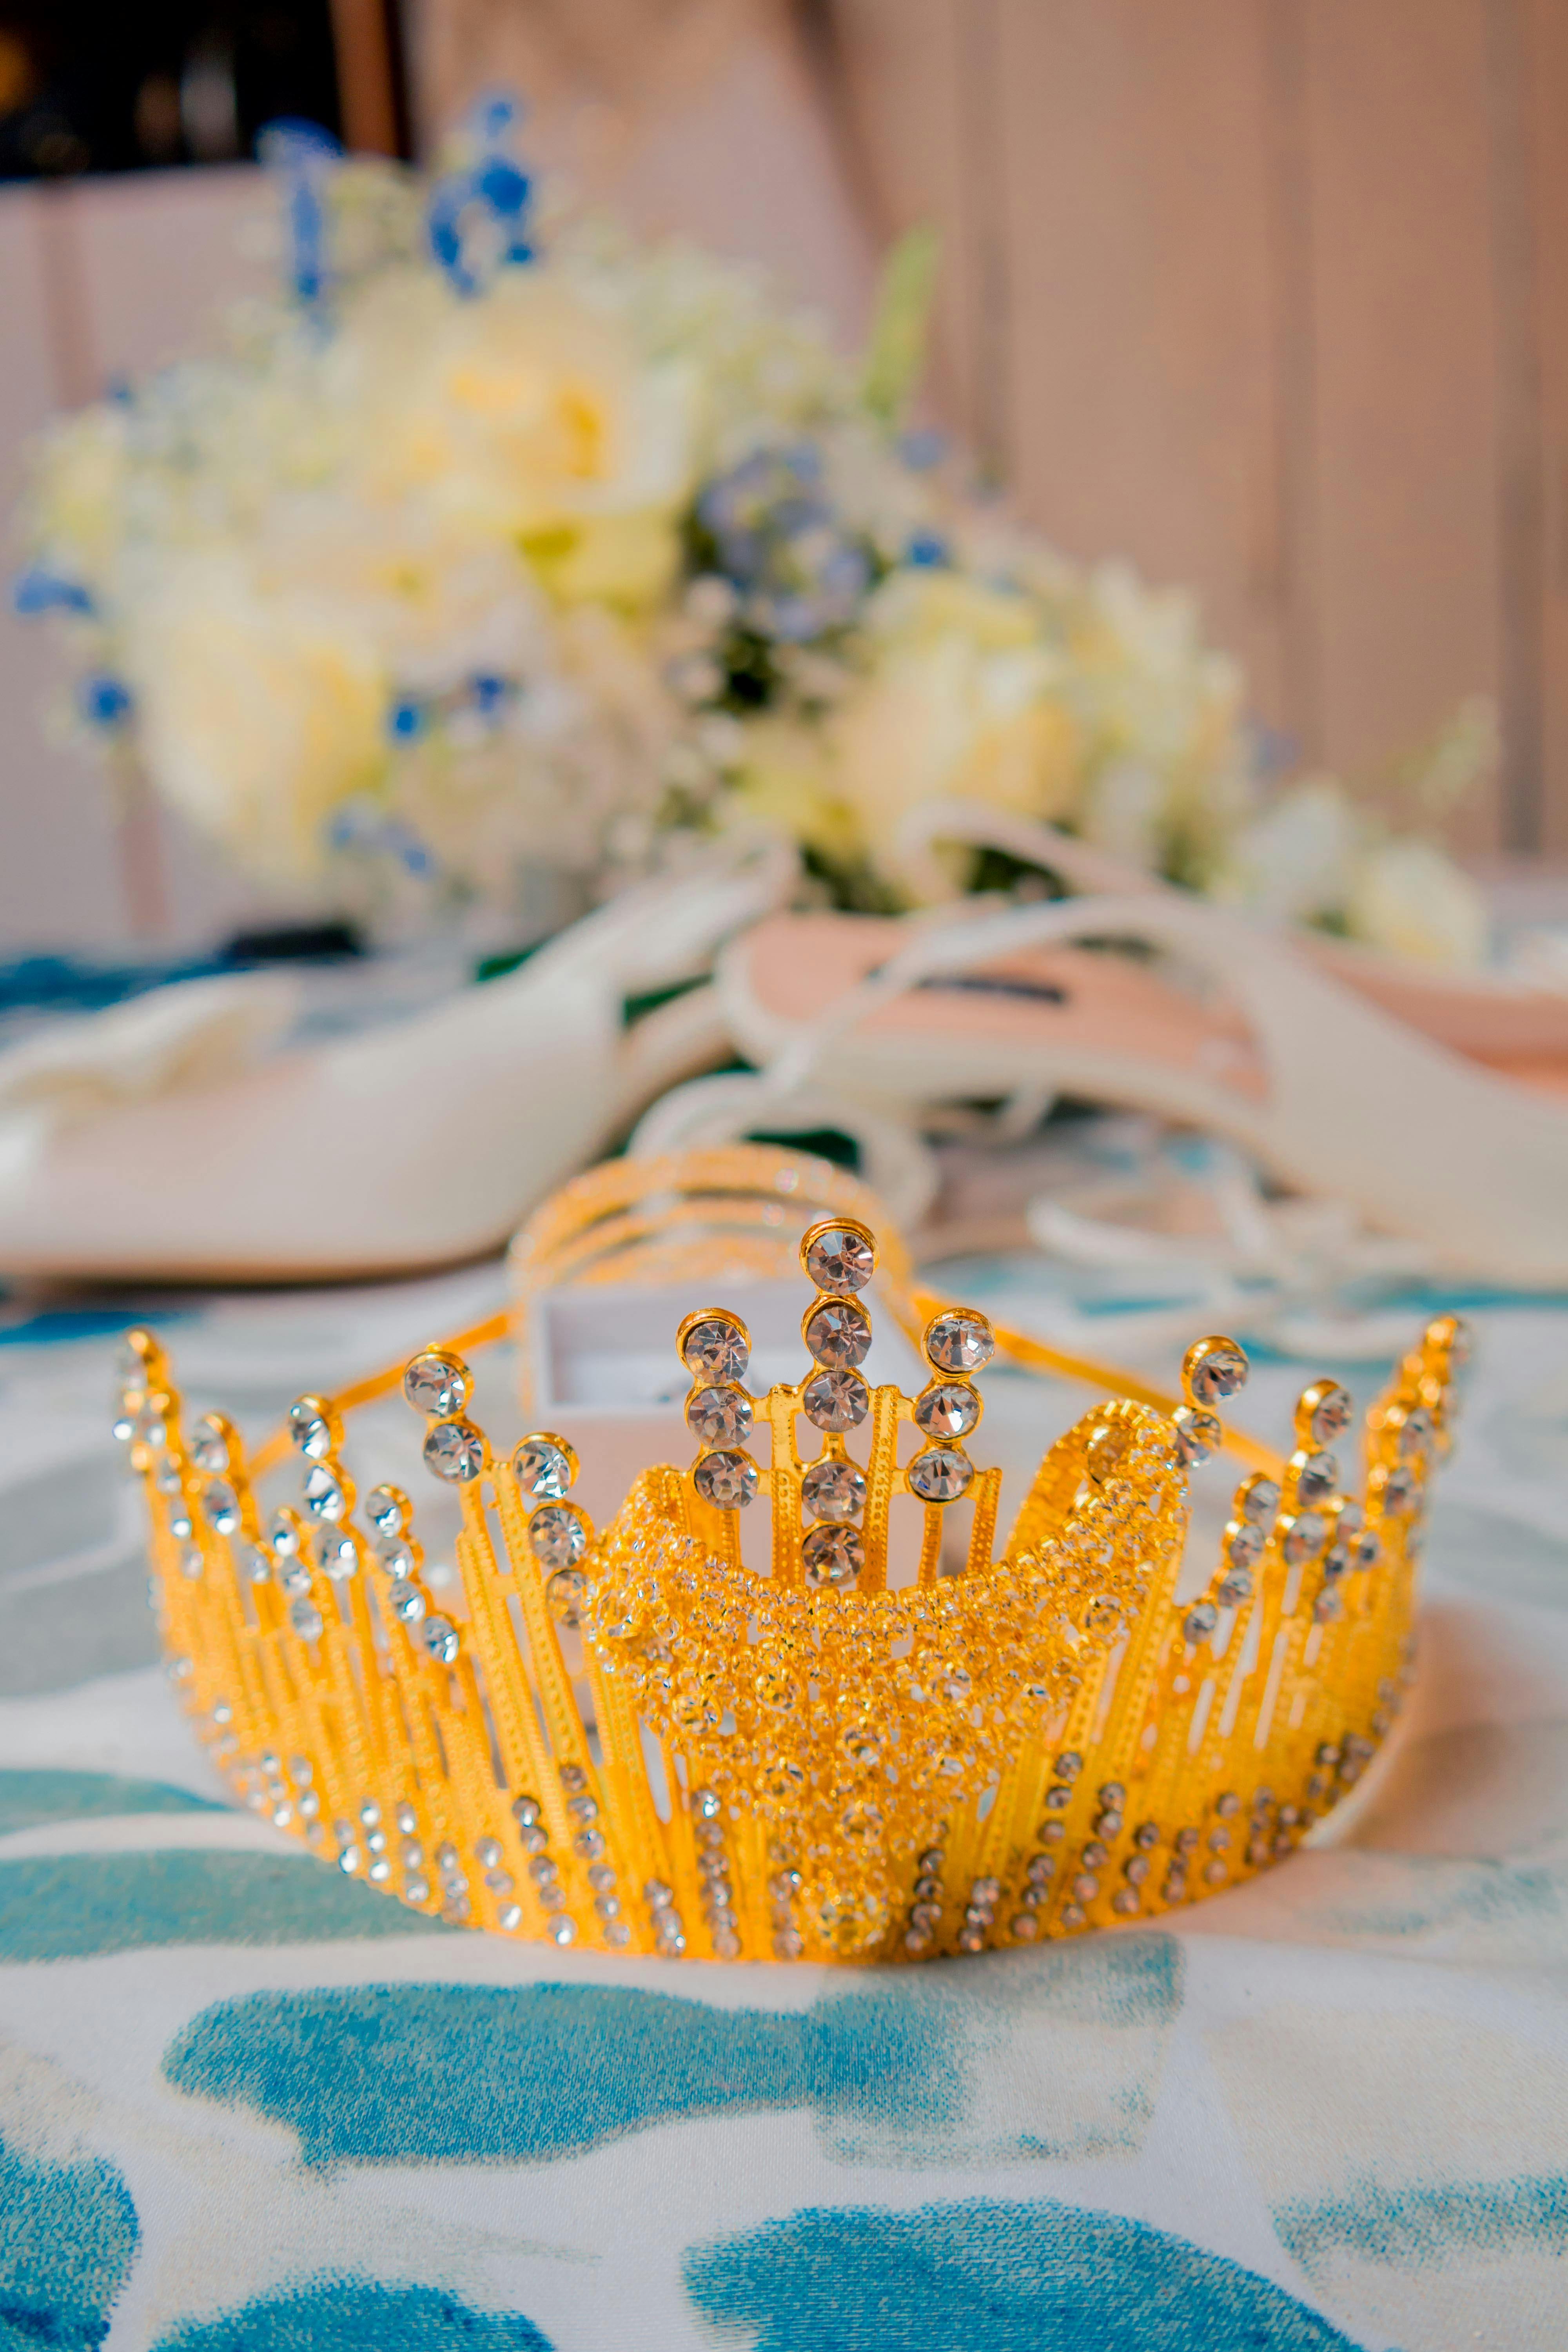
[3,0,1566,955]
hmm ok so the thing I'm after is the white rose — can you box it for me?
[1215,779,1359,925]
[124,556,385,881]
[1345,838,1489,968]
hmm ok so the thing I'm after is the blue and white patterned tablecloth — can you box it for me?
[2,1260,1566,2352]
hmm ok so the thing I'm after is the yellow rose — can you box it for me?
[731,713,857,867]
[125,557,385,881]
[828,571,1080,894]
[323,269,694,608]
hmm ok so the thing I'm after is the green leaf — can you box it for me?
[861,226,941,428]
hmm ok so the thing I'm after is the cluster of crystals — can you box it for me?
[582,1377,1188,1954]
[644,1871,686,1957]
[691,1786,742,1958]
[511,1792,575,1942]
[902,1840,947,1956]
[512,1432,593,1618]
[475,1819,561,1929]
[909,1306,995,1509]
[794,1221,877,1587]
[767,1841,804,1959]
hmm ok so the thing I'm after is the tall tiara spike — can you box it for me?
[121,1165,1467,1964]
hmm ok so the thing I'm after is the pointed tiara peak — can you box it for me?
[123,1145,1462,1963]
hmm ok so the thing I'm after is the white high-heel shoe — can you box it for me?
[648,885,1568,1285]
[0,838,792,1284]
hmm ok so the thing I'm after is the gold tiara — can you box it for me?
[122,1147,1462,1964]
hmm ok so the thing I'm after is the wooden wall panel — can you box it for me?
[1296,0,1503,845]
[991,0,1288,728]
[1523,0,1568,857]
[0,189,128,954]
[0,171,278,954]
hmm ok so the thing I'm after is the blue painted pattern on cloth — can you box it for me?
[681,2197,1366,2350]
[150,2279,553,2352]
[0,2132,139,2351]
[163,1939,1183,2169]
[0,1851,456,1961]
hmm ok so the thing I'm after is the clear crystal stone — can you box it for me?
[375,1535,415,1579]
[1184,1601,1219,1644]
[191,1416,230,1474]
[1381,1466,1419,1514]
[548,1913,577,1946]
[803,1224,875,1295]
[924,1310,995,1375]
[907,1445,972,1503]
[1355,1529,1382,1571]
[530,1504,588,1569]
[423,1615,460,1664]
[1218,1568,1253,1607]
[287,1399,333,1459]
[315,1526,358,1579]
[290,1599,324,1642]
[1227,1520,1265,1569]
[133,1403,168,1449]
[801,1457,866,1523]
[1241,1476,1280,1526]
[546,1566,587,1626]
[1308,1384,1354,1447]
[178,1543,204,1581]
[403,1353,470,1418]
[1173,1405,1221,1466]
[693,1449,759,1510]
[512,1436,574,1500]
[802,1523,863,1586]
[114,1335,148,1385]
[201,1480,241,1534]
[387,1578,425,1622]
[686,1384,753,1447]
[802,1367,869,1432]
[1399,1406,1436,1459]
[268,1510,299,1557]
[1297,1450,1339,1504]
[1281,1511,1327,1566]
[303,1464,347,1521]
[238,1542,272,1586]
[364,1484,407,1537]
[681,1317,750,1384]
[280,1563,312,1597]
[914,1381,980,1439]
[1187,1342,1248,1405]
[423,1421,485,1482]
[804,1300,872,1370]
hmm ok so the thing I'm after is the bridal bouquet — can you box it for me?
[14,101,1491,960]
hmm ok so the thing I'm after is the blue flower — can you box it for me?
[696,444,871,643]
[258,118,343,311]
[387,697,426,741]
[78,674,133,729]
[13,568,94,617]
[427,91,535,298]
